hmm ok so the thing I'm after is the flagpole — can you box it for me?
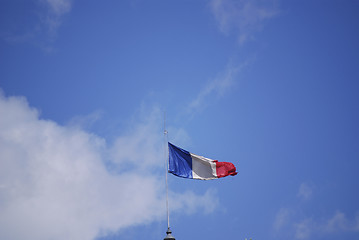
[164,111,169,229]
[164,112,175,240]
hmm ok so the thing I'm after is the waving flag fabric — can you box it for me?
[168,142,237,180]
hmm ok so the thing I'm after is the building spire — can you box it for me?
[164,227,175,240]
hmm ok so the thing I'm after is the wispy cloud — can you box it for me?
[2,0,72,51]
[292,212,359,239]
[0,91,218,240]
[186,60,250,118]
[67,110,104,130]
[297,183,313,201]
[182,0,277,119]
[40,0,72,35]
[322,211,359,233]
[273,207,291,231]
[274,209,359,239]
[210,0,279,44]
[273,183,359,239]
[294,219,312,239]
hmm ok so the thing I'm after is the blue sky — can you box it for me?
[1,0,359,239]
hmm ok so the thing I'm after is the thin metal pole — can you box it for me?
[164,111,170,229]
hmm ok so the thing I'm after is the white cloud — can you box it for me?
[0,91,218,240]
[170,189,218,215]
[210,0,279,44]
[110,107,164,171]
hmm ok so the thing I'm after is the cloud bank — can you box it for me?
[0,91,217,240]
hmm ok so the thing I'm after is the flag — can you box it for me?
[168,142,237,180]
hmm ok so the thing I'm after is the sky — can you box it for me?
[0,0,359,240]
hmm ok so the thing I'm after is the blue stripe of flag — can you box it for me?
[168,142,193,179]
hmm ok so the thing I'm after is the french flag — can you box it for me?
[168,142,237,180]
